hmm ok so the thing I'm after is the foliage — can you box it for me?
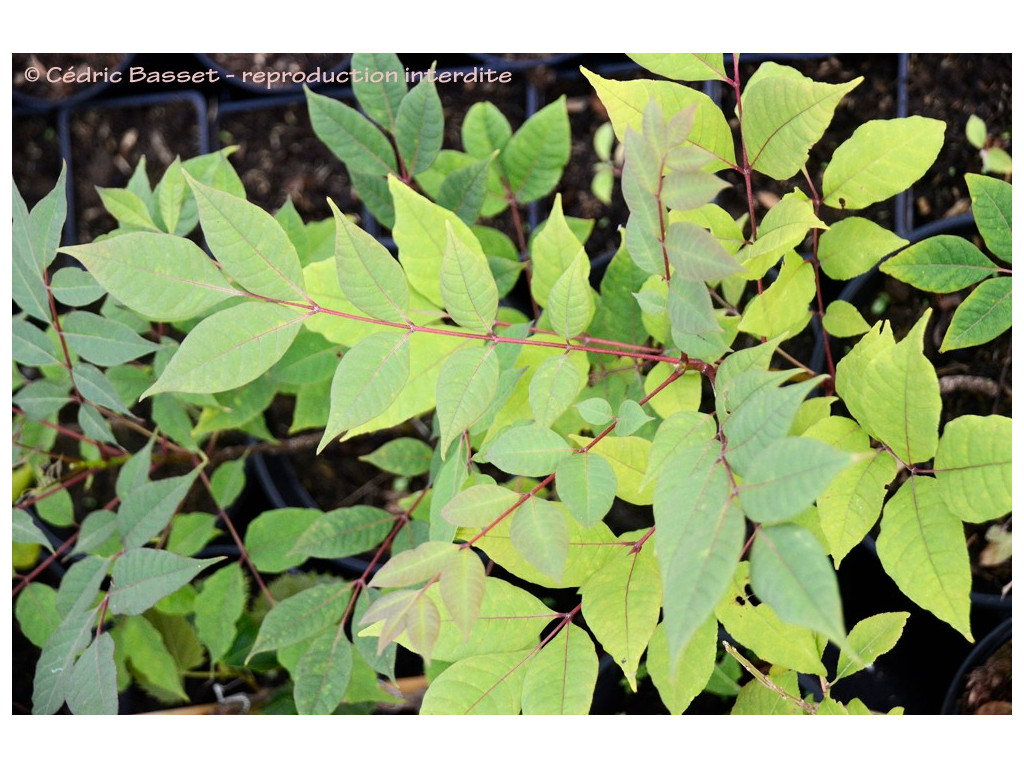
[13,52,1011,715]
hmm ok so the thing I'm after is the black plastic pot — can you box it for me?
[465,53,578,72]
[13,54,137,111]
[55,89,210,246]
[250,450,384,579]
[193,53,353,96]
[941,617,1012,714]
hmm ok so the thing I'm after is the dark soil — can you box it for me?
[68,98,203,242]
[958,637,1012,714]
[13,53,131,103]
[215,100,362,223]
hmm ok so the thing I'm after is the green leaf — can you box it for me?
[966,115,987,150]
[571,434,654,506]
[71,511,119,556]
[738,252,815,340]
[117,614,188,703]
[646,616,718,714]
[396,74,443,175]
[32,609,98,714]
[56,555,109,616]
[34,487,73,529]
[437,153,496,224]
[294,630,353,715]
[750,524,847,648]
[331,199,409,323]
[144,302,305,396]
[441,484,523,528]
[933,415,1012,523]
[73,363,129,414]
[738,436,853,524]
[643,411,717,491]
[742,64,861,180]
[48,268,107,307]
[186,173,306,301]
[715,562,827,676]
[740,193,826,280]
[940,277,1012,351]
[481,424,570,477]
[118,468,202,549]
[823,300,871,337]
[115,435,155,501]
[583,68,735,170]
[555,451,617,527]
[194,563,246,663]
[441,222,499,333]
[245,507,321,573]
[436,344,500,459]
[510,497,570,582]
[823,117,946,210]
[666,221,744,282]
[530,195,585,308]
[982,147,1012,176]
[731,668,805,715]
[13,379,70,422]
[966,173,1011,262]
[209,456,247,509]
[12,318,59,367]
[439,547,487,641]
[835,312,940,464]
[166,513,220,557]
[390,176,486,307]
[305,87,398,176]
[16,583,60,648]
[643,364,701,419]
[419,650,528,714]
[880,235,998,292]
[60,233,236,322]
[66,634,117,715]
[655,444,743,671]
[722,375,820,476]
[361,437,434,476]
[319,331,412,451]
[575,397,614,428]
[817,449,898,568]
[529,351,589,429]
[582,546,661,690]
[13,165,67,320]
[547,249,595,341]
[156,157,187,235]
[521,624,598,714]
[614,399,653,437]
[369,541,459,588]
[458,511,617,591]
[463,101,512,159]
[108,551,221,616]
[876,476,972,640]
[628,53,728,82]
[13,508,54,552]
[290,505,394,561]
[249,581,352,658]
[352,589,397,680]
[350,53,407,131]
[834,612,910,682]
[501,96,570,203]
[818,217,909,280]
[96,187,159,230]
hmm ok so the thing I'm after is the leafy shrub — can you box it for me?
[13,53,1011,714]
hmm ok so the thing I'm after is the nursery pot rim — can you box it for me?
[13,53,138,111]
[940,616,1012,715]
